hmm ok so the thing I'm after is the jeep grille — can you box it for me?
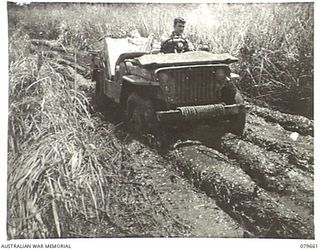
[158,66,226,106]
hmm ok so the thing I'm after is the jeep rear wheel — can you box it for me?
[126,92,158,135]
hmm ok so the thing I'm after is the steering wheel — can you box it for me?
[160,37,189,54]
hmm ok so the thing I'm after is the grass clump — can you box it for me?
[7,33,189,238]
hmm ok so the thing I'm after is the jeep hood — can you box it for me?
[135,51,238,66]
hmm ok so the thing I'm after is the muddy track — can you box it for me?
[37,41,314,238]
[220,135,313,211]
[244,114,314,173]
[247,103,314,136]
[164,110,313,238]
[169,145,312,238]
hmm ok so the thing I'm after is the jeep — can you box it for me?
[90,37,246,136]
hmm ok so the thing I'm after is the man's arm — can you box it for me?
[186,39,195,51]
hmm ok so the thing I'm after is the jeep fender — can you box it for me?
[120,76,166,111]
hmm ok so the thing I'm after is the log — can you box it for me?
[56,58,87,76]
[169,145,314,238]
[220,135,313,214]
[245,114,314,173]
[247,104,313,136]
[30,39,69,53]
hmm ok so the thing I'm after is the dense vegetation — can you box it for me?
[8,2,313,116]
[7,2,313,239]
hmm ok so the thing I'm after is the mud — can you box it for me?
[221,135,313,201]
[169,145,313,238]
[220,135,313,225]
[247,103,314,136]
[125,139,245,237]
[34,41,314,238]
[244,114,314,173]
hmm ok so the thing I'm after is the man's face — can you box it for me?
[174,22,185,35]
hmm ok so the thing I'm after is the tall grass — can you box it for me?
[7,33,189,238]
[8,2,313,115]
[6,2,314,238]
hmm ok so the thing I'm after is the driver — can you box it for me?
[160,17,194,53]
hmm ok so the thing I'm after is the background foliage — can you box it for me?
[7,2,314,239]
[8,2,314,117]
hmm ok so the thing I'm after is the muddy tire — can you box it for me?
[126,92,158,135]
[229,104,246,135]
[94,70,104,102]
[221,83,246,135]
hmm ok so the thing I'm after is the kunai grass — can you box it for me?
[8,2,313,115]
[8,31,189,238]
[7,2,313,238]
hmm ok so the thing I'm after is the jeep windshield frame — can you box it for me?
[154,64,231,74]
[135,51,238,67]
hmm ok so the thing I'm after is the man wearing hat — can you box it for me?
[160,17,194,53]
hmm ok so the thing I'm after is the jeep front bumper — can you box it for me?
[156,104,245,122]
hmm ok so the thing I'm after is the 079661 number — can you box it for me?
[300,244,318,249]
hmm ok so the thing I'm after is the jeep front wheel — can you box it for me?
[126,92,158,135]
[94,70,104,102]
[221,83,246,135]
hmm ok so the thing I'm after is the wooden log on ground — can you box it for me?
[169,145,314,238]
[56,58,87,76]
[247,104,313,136]
[244,114,314,173]
[30,39,69,53]
[220,135,313,214]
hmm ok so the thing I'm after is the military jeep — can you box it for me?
[91,37,246,135]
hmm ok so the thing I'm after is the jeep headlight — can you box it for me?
[215,68,227,83]
[158,72,171,94]
[158,72,169,82]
